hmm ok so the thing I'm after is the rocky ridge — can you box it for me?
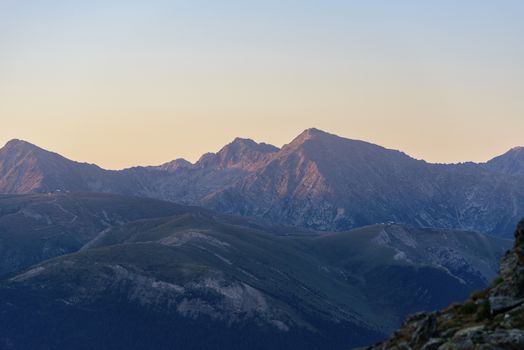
[1,131,524,237]
[363,219,524,350]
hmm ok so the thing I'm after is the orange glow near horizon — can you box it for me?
[1,1,523,169]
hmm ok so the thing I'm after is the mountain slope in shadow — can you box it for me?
[0,193,511,349]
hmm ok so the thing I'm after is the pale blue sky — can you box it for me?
[1,1,523,168]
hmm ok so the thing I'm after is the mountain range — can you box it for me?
[1,129,523,237]
[0,192,511,349]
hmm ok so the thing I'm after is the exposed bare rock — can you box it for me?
[489,296,524,315]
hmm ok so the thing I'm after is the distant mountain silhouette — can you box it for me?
[1,129,523,237]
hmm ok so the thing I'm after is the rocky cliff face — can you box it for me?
[204,130,524,237]
[363,219,524,350]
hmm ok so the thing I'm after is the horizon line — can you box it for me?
[1,128,521,171]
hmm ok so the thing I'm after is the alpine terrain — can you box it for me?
[1,129,523,238]
[0,193,511,349]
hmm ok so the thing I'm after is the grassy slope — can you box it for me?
[0,193,512,349]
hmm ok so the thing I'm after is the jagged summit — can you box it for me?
[230,137,259,145]
[225,137,279,154]
[195,137,278,170]
[158,158,193,172]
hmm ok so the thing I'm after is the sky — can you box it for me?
[0,0,523,169]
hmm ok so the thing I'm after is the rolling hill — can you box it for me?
[0,192,198,277]
[0,193,511,349]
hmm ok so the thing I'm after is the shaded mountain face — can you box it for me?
[1,130,523,237]
[0,193,195,277]
[365,219,524,350]
[0,193,511,350]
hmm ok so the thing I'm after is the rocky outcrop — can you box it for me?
[363,219,524,350]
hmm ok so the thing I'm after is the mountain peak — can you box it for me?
[231,137,256,145]
[159,158,193,172]
[285,128,340,149]
[217,137,278,168]
[0,139,54,163]
[227,137,279,152]
[0,139,106,194]
[2,139,40,152]
[296,128,333,140]
[485,146,524,175]
[195,137,278,170]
